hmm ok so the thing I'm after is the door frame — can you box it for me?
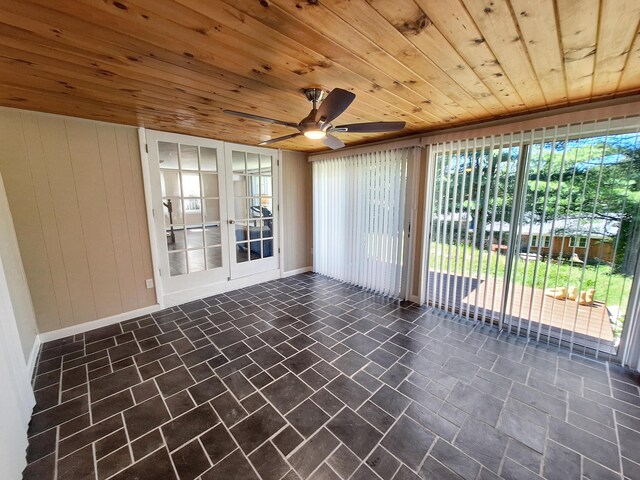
[139,129,282,308]
[139,128,164,307]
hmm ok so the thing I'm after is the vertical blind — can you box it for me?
[425,116,640,360]
[313,147,413,297]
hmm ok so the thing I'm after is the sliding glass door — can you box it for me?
[428,136,522,324]
[313,146,414,298]
[426,117,640,358]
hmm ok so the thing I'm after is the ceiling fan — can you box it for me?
[223,88,406,150]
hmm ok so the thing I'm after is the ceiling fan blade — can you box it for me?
[258,133,302,145]
[315,88,356,124]
[334,121,406,133]
[223,110,298,128]
[321,134,345,150]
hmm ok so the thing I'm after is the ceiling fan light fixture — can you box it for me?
[223,88,405,149]
[303,129,326,140]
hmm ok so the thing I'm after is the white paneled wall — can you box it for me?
[0,108,156,333]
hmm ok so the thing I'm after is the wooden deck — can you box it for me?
[428,272,615,350]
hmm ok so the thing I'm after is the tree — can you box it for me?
[433,132,640,273]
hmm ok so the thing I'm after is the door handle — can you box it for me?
[228,220,235,224]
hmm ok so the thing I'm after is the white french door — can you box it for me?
[146,131,229,296]
[224,143,279,278]
[144,131,279,301]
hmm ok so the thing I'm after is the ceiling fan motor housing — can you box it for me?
[303,88,326,105]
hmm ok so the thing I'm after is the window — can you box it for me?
[531,235,550,247]
[569,237,588,248]
[184,198,201,213]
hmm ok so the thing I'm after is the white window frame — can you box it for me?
[531,234,551,248]
[569,236,589,248]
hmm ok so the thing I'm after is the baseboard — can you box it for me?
[37,304,161,344]
[162,269,282,307]
[26,335,41,380]
[282,266,313,278]
[36,269,309,348]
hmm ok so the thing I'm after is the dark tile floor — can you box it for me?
[23,273,640,480]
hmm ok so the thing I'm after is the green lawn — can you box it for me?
[428,242,634,319]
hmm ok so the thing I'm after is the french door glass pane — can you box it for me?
[158,142,179,169]
[185,228,204,249]
[232,151,245,173]
[204,225,221,246]
[180,144,199,170]
[159,141,222,277]
[184,199,202,224]
[236,243,249,263]
[202,174,219,197]
[234,199,247,219]
[169,251,186,276]
[200,147,217,172]
[262,240,274,258]
[206,246,222,269]
[260,154,272,172]
[260,177,272,195]
[231,149,274,262]
[163,198,183,225]
[187,250,205,273]
[204,199,220,223]
[261,197,273,215]
[182,172,201,197]
[167,229,185,250]
[247,153,260,173]
[161,171,181,197]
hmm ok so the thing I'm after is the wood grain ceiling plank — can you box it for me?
[509,0,568,106]
[319,0,496,117]
[218,0,457,125]
[266,0,474,122]
[460,0,547,107]
[413,0,525,111]
[617,24,640,93]
[124,0,428,126]
[0,60,415,152]
[163,0,435,125]
[5,0,424,144]
[363,0,506,115]
[592,0,640,97]
[0,35,418,151]
[0,2,325,119]
[29,0,362,105]
[0,25,320,125]
[0,82,322,149]
[0,84,168,125]
[0,0,638,152]
[0,37,328,148]
[555,0,598,101]
[0,63,301,140]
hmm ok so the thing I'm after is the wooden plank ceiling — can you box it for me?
[0,0,639,152]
